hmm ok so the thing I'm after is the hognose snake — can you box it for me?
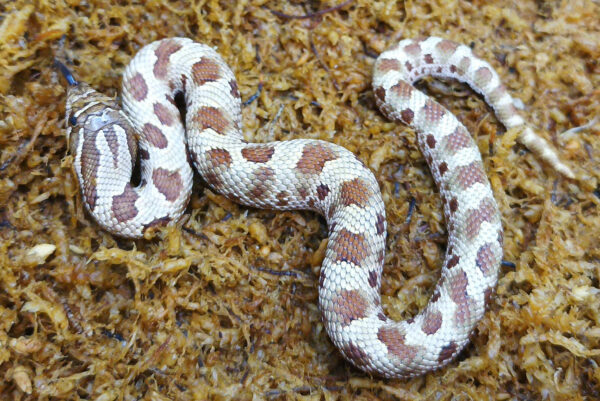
[60,37,573,378]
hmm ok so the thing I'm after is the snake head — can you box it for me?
[64,84,138,166]
[58,61,138,163]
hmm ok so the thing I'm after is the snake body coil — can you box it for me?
[63,37,572,378]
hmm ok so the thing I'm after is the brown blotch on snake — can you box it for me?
[111,186,139,223]
[377,326,419,362]
[276,191,289,206]
[339,178,372,207]
[475,66,493,85]
[403,43,422,56]
[377,59,401,73]
[423,99,447,123]
[80,135,101,209]
[422,309,443,335]
[332,289,369,326]
[126,73,148,101]
[152,168,184,202]
[390,81,414,99]
[476,243,498,276]
[316,183,330,201]
[368,270,378,288]
[295,143,337,175]
[375,213,385,235]
[249,166,275,199]
[143,123,168,149]
[447,255,460,269]
[438,342,458,363]
[436,39,459,56]
[153,39,183,79]
[445,126,472,152]
[206,148,233,168]
[400,109,414,124]
[331,228,369,266]
[153,102,175,126]
[465,198,497,239]
[191,58,221,85]
[241,146,276,163]
[193,106,230,135]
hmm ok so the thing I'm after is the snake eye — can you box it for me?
[69,115,77,126]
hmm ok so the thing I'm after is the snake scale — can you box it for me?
[60,37,573,378]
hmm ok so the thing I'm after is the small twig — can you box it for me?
[404,197,416,224]
[225,306,243,323]
[551,179,559,205]
[243,82,263,106]
[268,104,285,137]
[561,116,599,136]
[253,265,300,278]
[0,156,16,172]
[265,389,284,398]
[551,179,573,206]
[293,386,313,395]
[102,329,126,343]
[148,335,172,364]
[584,143,594,161]
[310,37,340,91]
[149,367,167,376]
[240,368,250,385]
[362,40,379,59]
[182,226,208,240]
[269,0,354,20]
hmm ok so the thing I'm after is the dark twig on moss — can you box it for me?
[253,265,300,278]
[362,42,379,59]
[310,38,340,91]
[243,82,263,106]
[269,0,354,20]
[0,156,15,172]
[182,226,208,240]
[405,197,416,224]
[102,329,126,343]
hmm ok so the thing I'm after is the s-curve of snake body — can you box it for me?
[58,37,574,378]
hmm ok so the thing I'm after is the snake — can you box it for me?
[59,37,573,378]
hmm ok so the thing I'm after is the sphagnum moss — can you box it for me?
[0,1,599,399]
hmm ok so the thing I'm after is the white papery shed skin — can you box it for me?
[65,37,572,378]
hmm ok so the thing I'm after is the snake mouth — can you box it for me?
[55,59,79,86]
